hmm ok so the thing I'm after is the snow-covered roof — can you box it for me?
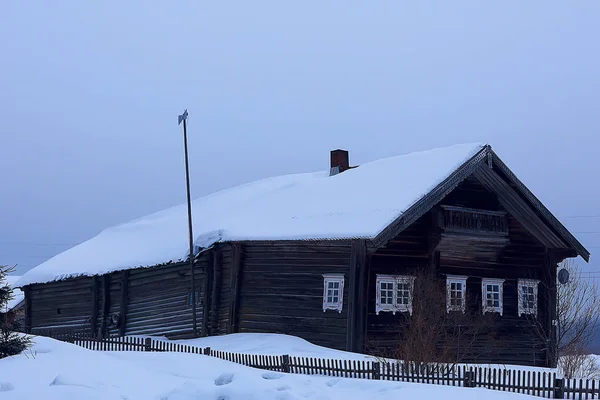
[16,143,485,286]
[4,275,24,311]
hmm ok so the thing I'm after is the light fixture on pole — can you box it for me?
[178,109,198,336]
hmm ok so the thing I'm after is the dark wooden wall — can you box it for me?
[365,176,556,367]
[28,276,95,335]
[208,244,235,335]
[365,213,431,352]
[26,257,208,339]
[235,241,352,350]
[438,214,550,366]
[123,261,206,337]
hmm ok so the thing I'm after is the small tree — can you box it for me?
[0,265,31,359]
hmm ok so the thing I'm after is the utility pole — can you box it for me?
[178,109,198,336]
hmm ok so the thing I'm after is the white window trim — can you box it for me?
[446,275,468,313]
[482,278,505,316]
[518,278,540,317]
[322,274,344,313]
[375,274,416,315]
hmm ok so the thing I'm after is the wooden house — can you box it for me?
[15,143,590,367]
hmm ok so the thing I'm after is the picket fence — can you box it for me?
[37,330,599,399]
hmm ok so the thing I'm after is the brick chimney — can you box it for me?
[330,149,349,176]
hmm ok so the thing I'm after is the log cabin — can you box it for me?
[15,143,590,367]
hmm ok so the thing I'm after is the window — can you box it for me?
[518,279,540,317]
[187,289,201,306]
[375,275,415,315]
[446,275,467,313]
[323,274,344,313]
[482,278,504,315]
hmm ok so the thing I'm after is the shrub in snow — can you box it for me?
[557,349,600,379]
[0,265,31,359]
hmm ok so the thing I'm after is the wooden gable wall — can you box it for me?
[365,176,557,367]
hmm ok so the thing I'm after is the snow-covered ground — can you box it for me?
[151,332,374,361]
[0,335,541,400]
[150,332,555,373]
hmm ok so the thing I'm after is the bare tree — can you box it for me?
[554,259,600,378]
[369,267,499,372]
[556,259,600,356]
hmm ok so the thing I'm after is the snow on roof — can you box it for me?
[3,275,24,311]
[16,142,485,286]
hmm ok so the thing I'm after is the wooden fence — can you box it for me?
[35,331,599,399]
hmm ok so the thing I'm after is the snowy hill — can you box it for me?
[0,335,541,400]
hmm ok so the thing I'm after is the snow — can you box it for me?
[150,332,556,373]
[3,275,24,312]
[152,333,375,361]
[16,143,486,286]
[0,335,539,400]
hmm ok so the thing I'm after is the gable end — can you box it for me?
[490,151,590,262]
[371,145,489,248]
[372,146,590,263]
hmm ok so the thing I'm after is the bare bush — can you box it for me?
[548,259,600,378]
[558,349,600,380]
[371,267,498,372]
[555,259,600,359]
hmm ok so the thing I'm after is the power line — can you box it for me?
[560,216,600,219]
[0,242,78,246]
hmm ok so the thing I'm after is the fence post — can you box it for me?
[203,347,211,356]
[464,370,476,388]
[282,355,291,373]
[144,338,152,352]
[553,378,564,399]
[372,362,381,380]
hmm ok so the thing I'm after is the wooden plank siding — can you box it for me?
[124,259,207,338]
[366,214,431,353]
[236,241,353,350]
[364,176,556,367]
[210,244,235,335]
[29,276,94,334]
[27,257,209,339]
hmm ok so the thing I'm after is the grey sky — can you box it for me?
[1,1,599,277]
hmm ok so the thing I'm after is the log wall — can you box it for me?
[27,257,208,339]
[236,241,353,350]
[365,176,556,367]
[29,276,94,334]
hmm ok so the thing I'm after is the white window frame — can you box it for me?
[375,274,416,315]
[518,279,540,317]
[446,275,467,313]
[482,278,505,316]
[322,274,344,313]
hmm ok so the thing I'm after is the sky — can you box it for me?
[1,1,599,278]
